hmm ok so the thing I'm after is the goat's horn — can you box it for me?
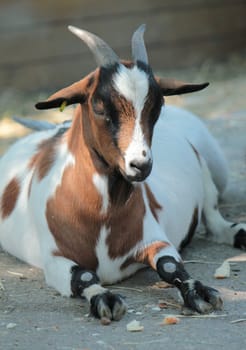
[131,24,148,64]
[68,25,119,67]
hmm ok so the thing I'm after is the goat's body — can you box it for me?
[0,105,228,286]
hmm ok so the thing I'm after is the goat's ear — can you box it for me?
[35,79,90,110]
[155,77,209,96]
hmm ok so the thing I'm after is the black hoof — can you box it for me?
[234,229,246,249]
[90,291,127,321]
[181,279,223,314]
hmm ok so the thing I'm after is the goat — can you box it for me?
[0,25,245,321]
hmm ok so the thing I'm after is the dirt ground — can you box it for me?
[0,60,246,350]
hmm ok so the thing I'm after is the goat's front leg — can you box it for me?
[156,255,222,313]
[138,243,222,313]
[71,266,127,320]
[43,257,127,321]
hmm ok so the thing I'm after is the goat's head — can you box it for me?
[36,25,208,182]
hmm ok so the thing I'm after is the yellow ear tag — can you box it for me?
[59,101,67,112]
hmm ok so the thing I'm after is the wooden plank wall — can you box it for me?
[0,0,245,92]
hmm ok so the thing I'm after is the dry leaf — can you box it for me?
[126,320,144,332]
[214,261,230,279]
[158,300,168,309]
[162,316,180,325]
[151,281,173,289]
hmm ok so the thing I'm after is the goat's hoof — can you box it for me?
[181,279,223,314]
[234,228,246,249]
[90,291,127,321]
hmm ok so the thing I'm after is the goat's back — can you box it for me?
[156,105,228,194]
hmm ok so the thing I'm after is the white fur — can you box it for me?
[83,284,108,302]
[95,225,143,284]
[0,129,59,266]
[29,142,75,295]
[113,65,152,176]
[113,65,149,113]
[92,173,109,214]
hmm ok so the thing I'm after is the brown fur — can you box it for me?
[106,185,145,259]
[47,104,147,270]
[136,241,170,269]
[29,136,60,182]
[144,183,163,221]
[48,106,104,270]
[48,160,103,270]
[115,96,135,154]
[1,178,20,219]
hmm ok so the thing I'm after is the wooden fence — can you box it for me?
[0,0,246,91]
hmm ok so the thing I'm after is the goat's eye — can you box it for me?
[92,98,112,126]
[92,99,106,117]
[93,107,105,117]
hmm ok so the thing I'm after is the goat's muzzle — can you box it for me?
[122,158,153,182]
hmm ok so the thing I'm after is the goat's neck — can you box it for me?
[66,107,134,209]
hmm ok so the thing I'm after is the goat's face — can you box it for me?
[36,25,209,182]
[87,62,163,182]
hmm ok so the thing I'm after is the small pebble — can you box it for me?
[6,323,17,329]
[126,319,144,332]
[214,261,230,279]
[127,309,135,314]
[100,317,111,326]
[152,307,161,312]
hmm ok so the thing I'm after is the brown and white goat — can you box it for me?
[0,25,245,321]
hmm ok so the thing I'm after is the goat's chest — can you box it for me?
[45,181,146,281]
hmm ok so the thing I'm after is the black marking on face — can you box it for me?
[137,60,163,140]
[92,64,121,145]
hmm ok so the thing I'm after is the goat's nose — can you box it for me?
[129,159,152,180]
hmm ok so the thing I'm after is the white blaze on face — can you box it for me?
[113,65,152,177]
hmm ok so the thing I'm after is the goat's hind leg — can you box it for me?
[201,159,246,249]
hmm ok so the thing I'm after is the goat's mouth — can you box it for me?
[119,161,153,183]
